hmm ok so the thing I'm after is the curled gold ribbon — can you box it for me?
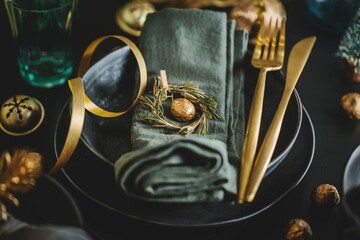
[70,35,147,117]
[51,35,147,174]
[50,77,85,175]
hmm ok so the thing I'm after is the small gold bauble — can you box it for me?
[170,98,196,122]
[0,95,44,136]
[116,0,156,37]
[229,0,286,44]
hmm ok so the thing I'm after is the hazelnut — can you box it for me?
[311,184,340,208]
[340,93,360,119]
[285,218,312,240]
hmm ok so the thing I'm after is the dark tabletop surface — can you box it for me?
[0,0,359,239]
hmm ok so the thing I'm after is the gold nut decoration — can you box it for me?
[344,59,360,82]
[311,183,340,209]
[0,95,44,136]
[228,0,286,45]
[285,218,312,240]
[170,98,196,122]
[340,92,360,119]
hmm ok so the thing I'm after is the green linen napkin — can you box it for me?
[114,9,248,202]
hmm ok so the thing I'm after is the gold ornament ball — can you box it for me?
[116,0,156,37]
[229,0,286,45]
[170,98,196,122]
[0,95,44,136]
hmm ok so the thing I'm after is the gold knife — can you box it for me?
[245,36,317,202]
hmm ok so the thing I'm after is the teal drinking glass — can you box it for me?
[4,0,77,88]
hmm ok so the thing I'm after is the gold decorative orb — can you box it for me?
[0,95,45,136]
[170,98,196,122]
[229,0,286,44]
[116,0,156,37]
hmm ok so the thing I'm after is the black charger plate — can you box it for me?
[53,45,311,226]
[74,47,302,175]
[54,101,314,227]
[7,174,84,227]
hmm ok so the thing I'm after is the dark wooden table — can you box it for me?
[0,0,358,239]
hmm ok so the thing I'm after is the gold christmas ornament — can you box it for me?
[0,95,44,136]
[116,0,156,37]
[148,0,242,9]
[116,0,285,39]
[170,98,196,122]
[0,148,42,221]
[229,0,286,44]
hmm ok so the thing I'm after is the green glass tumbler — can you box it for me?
[4,0,77,88]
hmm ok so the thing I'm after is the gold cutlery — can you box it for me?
[238,16,286,204]
[245,36,316,202]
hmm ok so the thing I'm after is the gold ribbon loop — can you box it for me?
[51,35,147,174]
[71,35,147,118]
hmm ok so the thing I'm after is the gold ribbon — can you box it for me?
[50,77,85,175]
[50,35,147,174]
[70,35,147,117]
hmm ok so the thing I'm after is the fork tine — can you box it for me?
[261,17,273,60]
[268,17,280,61]
[275,17,286,62]
[252,17,267,60]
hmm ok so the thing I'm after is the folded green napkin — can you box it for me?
[114,9,248,202]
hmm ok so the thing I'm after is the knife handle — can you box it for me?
[245,88,293,202]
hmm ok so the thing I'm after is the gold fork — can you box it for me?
[238,16,286,204]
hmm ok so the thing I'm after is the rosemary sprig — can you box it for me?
[139,77,218,136]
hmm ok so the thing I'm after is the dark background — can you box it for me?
[1,0,359,239]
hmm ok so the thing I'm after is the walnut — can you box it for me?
[344,59,360,82]
[340,93,360,119]
[285,218,312,240]
[311,183,340,208]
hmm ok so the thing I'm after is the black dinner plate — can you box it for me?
[76,47,302,176]
[7,173,84,227]
[54,102,314,227]
[53,56,312,227]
